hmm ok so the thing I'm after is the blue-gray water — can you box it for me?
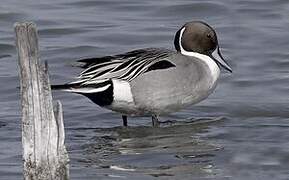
[1,0,289,179]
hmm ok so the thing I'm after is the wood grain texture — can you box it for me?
[15,22,69,180]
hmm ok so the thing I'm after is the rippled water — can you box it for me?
[1,0,289,179]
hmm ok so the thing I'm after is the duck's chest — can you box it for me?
[180,55,220,103]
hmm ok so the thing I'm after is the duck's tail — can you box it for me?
[51,80,112,94]
[51,84,72,90]
[51,83,80,91]
[51,81,114,106]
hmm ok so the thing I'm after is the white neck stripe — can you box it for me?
[178,27,220,83]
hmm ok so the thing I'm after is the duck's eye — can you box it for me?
[207,34,211,38]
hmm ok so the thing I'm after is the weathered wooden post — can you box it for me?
[15,22,69,180]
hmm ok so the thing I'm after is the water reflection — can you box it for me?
[79,117,225,178]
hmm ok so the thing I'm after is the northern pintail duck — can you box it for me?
[52,21,232,127]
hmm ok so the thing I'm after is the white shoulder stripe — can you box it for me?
[112,79,134,103]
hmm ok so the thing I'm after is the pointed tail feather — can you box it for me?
[51,83,79,91]
[51,80,112,94]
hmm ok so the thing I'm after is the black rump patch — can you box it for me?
[81,80,114,106]
[145,60,176,73]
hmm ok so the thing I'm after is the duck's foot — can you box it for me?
[122,115,128,127]
[152,115,159,127]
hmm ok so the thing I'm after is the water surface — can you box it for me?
[1,0,289,179]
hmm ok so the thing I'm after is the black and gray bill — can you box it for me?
[210,46,232,73]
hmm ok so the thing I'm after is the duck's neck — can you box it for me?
[177,27,220,83]
[181,50,220,83]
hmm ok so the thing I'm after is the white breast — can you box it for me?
[182,51,220,83]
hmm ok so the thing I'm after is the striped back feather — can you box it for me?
[73,48,174,85]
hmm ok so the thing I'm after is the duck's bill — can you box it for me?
[210,47,232,73]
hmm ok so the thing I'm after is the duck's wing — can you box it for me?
[73,48,176,85]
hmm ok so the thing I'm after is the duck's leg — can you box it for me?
[122,115,128,127]
[152,115,159,127]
